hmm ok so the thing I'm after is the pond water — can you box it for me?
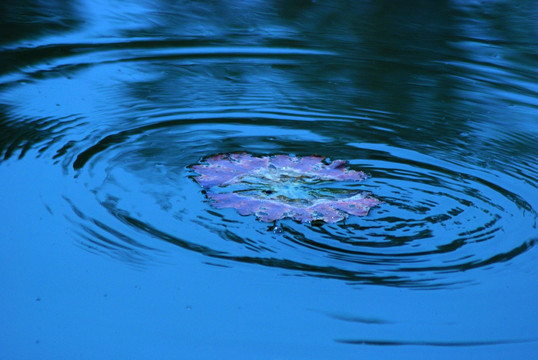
[1,1,537,358]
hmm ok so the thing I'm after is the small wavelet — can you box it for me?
[336,338,538,347]
[0,107,86,162]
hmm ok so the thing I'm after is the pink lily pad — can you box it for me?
[191,153,381,223]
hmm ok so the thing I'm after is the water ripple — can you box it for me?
[1,35,536,289]
[0,41,336,86]
[55,119,537,288]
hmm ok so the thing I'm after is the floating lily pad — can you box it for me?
[191,153,381,223]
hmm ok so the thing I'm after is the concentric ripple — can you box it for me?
[58,118,537,289]
[1,40,536,289]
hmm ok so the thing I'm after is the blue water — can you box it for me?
[1,1,537,359]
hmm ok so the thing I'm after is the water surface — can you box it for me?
[1,1,537,358]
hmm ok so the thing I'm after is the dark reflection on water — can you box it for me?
[1,0,538,353]
[0,0,82,46]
